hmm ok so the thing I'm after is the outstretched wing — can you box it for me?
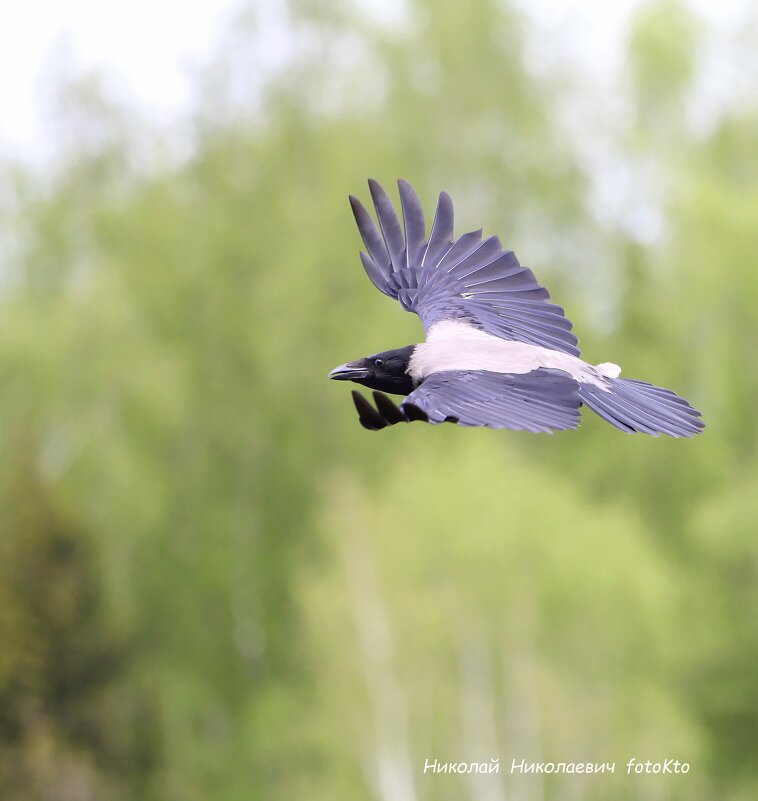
[350,179,579,356]
[352,369,581,433]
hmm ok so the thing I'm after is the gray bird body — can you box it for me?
[408,319,615,387]
[330,179,704,437]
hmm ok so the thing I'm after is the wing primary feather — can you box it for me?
[403,402,429,422]
[349,195,390,270]
[453,251,521,282]
[359,252,393,296]
[398,180,426,269]
[368,179,405,270]
[489,305,573,329]
[497,297,567,315]
[422,191,454,268]
[472,287,551,300]
[373,391,407,425]
[351,390,388,430]
[437,229,484,271]
[447,236,503,277]
[465,266,536,289]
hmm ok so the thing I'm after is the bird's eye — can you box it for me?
[374,358,384,368]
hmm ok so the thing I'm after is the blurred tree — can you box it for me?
[0,439,160,801]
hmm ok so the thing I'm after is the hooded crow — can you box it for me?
[329,179,704,436]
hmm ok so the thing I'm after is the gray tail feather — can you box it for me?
[579,377,704,437]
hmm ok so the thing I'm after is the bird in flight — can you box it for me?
[329,179,704,436]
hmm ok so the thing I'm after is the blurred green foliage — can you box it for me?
[0,1,756,800]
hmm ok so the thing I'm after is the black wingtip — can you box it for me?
[372,391,407,425]
[351,390,387,430]
[403,402,429,423]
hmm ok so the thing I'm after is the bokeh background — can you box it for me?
[0,1,756,799]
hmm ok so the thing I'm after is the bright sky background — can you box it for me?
[0,0,748,162]
[0,0,232,159]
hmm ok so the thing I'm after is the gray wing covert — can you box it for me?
[350,179,580,356]
[351,369,581,433]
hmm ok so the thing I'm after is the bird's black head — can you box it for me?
[329,345,415,396]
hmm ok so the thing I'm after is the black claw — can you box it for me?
[351,390,387,430]
[372,391,407,425]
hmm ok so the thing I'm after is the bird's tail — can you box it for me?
[579,377,704,437]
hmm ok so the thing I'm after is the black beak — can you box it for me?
[328,361,371,381]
